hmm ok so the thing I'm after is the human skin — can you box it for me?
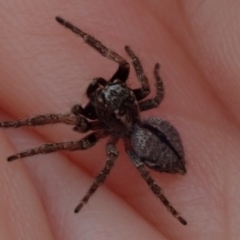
[0,1,240,239]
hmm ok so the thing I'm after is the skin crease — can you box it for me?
[0,0,240,239]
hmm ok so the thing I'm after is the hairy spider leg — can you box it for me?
[126,148,187,225]
[75,137,118,212]
[0,113,101,134]
[55,17,130,83]
[139,63,165,111]
[124,46,151,100]
[7,130,108,162]
[0,113,79,128]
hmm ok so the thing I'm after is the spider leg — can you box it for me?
[56,17,130,83]
[74,137,119,212]
[0,113,79,128]
[7,130,108,162]
[125,46,150,101]
[0,113,101,133]
[138,63,164,111]
[126,148,187,225]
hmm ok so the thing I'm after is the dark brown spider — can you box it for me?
[0,17,187,225]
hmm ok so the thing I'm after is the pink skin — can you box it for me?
[0,1,240,239]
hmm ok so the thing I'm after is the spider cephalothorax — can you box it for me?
[93,79,140,137]
[0,17,187,225]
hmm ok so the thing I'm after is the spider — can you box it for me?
[0,16,187,225]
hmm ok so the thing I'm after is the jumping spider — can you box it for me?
[0,17,187,225]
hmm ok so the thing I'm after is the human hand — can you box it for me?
[0,1,239,239]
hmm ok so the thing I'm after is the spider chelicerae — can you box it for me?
[0,16,187,225]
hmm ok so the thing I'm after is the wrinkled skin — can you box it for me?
[0,1,240,240]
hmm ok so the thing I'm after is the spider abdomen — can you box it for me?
[130,118,186,174]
